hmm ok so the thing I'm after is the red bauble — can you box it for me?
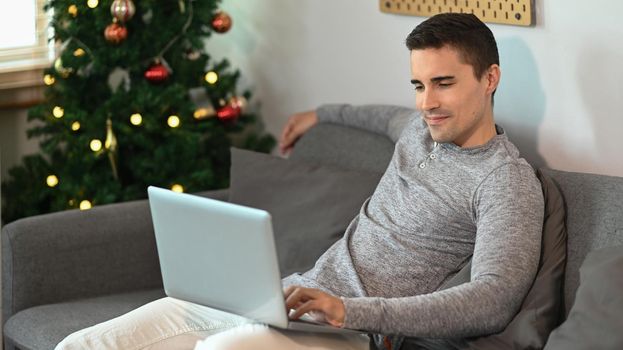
[104,23,128,44]
[211,11,232,33]
[144,63,170,83]
[216,104,241,123]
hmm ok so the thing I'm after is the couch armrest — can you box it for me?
[2,188,229,323]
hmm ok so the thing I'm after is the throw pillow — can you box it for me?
[543,245,623,350]
[402,169,567,349]
[228,148,383,277]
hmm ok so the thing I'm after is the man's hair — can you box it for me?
[405,13,499,79]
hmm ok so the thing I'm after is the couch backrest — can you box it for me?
[290,123,395,173]
[541,168,623,316]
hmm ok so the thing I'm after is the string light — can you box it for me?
[87,0,99,8]
[68,5,78,17]
[171,184,184,193]
[90,139,102,152]
[167,115,180,128]
[79,200,92,210]
[130,113,143,125]
[53,106,64,118]
[46,175,59,187]
[73,48,86,57]
[204,71,218,84]
[43,74,55,85]
[71,121,81,131]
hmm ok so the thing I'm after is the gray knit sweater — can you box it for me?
[282,104,544,339]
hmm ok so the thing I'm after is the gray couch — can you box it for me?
[2,123,623,350]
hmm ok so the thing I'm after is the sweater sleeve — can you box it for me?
[316,104,417,143]
[340,163,544,338]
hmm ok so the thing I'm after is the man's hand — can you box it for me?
[284,286,345,328]
[279,110,318,155]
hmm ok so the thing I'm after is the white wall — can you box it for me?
[2,1,622,178]
[206,0,623,177]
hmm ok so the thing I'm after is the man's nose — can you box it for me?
[418,90,440,111]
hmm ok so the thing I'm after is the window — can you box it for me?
[0,0,51,104]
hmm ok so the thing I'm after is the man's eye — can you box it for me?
[414,86,424,92]
[439,83,454,88]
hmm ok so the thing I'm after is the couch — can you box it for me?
[2,123,623,350]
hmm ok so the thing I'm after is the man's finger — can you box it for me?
[285,287,308,309]
[289,300,318,321]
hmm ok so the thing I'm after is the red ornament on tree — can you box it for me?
[104,22,128,44]
[144,63,170,83]
[211,11,232,33]
[216,104,241,123]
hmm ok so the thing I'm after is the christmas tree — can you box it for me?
[1,0,275,224]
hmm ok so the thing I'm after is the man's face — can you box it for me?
[410,46,499,147]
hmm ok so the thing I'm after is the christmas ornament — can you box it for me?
[145,62,170,83]
[73,48,86,57]
[104,22,128,44]
[105,118,119,180]
[71,121,81,131]
[186,50,201,61]
[110,0,135,22]
[171,184,184,193]
[68,5,78,17]
[167,115,181,128]
[46,175,59,188]
[54,58,73,78]
[87,0,99,8]
[216,104,241,123]
[229,96,248,111]
[193,107,216,120]
[211,11,232,33]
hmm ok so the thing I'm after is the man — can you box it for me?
[56,13,543,350]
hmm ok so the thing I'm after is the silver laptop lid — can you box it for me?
[148,186,289,328]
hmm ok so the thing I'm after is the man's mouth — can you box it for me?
[425,115,449,126]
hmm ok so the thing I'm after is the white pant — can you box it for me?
[55,297,370,350]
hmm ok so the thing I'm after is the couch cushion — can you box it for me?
[228,148,383,277]
[544,245,623,350]
[541,168,623,315]
[290,123,395,174]
[402,169,567,349]
[4,288,165,350]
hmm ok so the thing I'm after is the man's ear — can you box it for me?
[485,64,501,95]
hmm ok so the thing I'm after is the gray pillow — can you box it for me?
[228,148,383,277]
[402,169,567,349]
[543,245,623,350]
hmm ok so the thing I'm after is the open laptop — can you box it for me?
[147,186,363,334]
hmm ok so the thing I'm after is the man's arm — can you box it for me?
[316,104,416,143]
[279,104,417,155]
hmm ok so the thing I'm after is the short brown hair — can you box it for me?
[405,13,499,79]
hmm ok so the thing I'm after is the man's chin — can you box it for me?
[427,129,451,144]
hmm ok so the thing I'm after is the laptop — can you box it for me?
[147,186,363,334]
